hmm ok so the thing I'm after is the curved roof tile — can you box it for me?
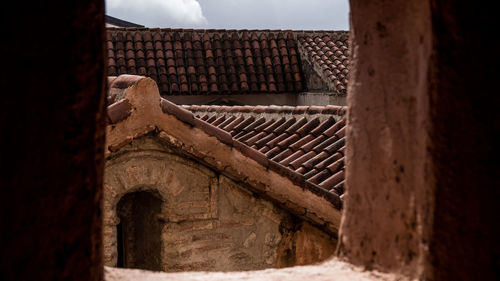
[297,33,349,94]
[107,28,349,96]
[183,104,347,196]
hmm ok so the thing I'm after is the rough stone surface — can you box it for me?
[104,259,406,281]
[2,1,496,280]
[427,2,500,280]
[103,137,337,272]
[0,1,106,281]
[340,1,500,280]
[339,0,432,277]
[104,77,342,235]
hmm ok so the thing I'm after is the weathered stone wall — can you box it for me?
[0,1,106,280]
[103,136,336,272]
[340,0,500,280]
[339,0,432,277]
[297,92,347,106]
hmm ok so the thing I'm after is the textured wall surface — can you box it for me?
[427,1,500,280]
[105,259,404,281]
[340,0,500,280]
[339,1,432,277]
[0,1,106,280]
[103,137,336,272]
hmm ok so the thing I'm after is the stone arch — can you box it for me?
[116,190,163,271]
[102,145,218,267]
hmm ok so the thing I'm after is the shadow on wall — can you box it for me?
[117,191,163,271]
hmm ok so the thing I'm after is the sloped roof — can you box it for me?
[106,75,343,233]
[298,35,349,94]
[183,105,346,196]
[106,15,144,28]
[106,28,349,96]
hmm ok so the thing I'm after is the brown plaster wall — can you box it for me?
[0,1,106,280]
[277,221,337,268]
[103,136,336,272]
[342,0,500,280]
[339,0,432,277]
[428,2,500,280]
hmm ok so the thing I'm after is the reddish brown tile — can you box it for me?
[177,104,348,199]
[107,28,347,96]
[107,99,132,124]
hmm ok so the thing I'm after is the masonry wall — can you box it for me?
[0,1,106,281]
[103,136,336,272]
[341,0,500,280]
[340,1,433,277]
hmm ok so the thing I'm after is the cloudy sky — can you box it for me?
[106,0,349,30]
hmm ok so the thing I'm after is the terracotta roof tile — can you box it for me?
[245,131,268,146]
[308,169,331,185]
[183,104,347,197]
[288,134,315,152]
[280,150,305,167]
[319,170,345,190]
[326,157,344,174]
[309,152,343,172]
[332,180,345,195]
[312,135,340,153]
[323,118,346,137]
[270,148,294,162]
[265,132,290,148]
[107,28,349,96]
[289,151,316,170]
[107,76,346,211]
[222,115,244,132]
[277,134,301,149]
[299,135,326,152]
[297,33,349,94]
[107,99,132,124]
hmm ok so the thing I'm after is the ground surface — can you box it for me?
[105,258,407,281]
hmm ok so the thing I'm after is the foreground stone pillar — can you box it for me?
[0,1,106,280]
[341,0,499,280]
[427,2,500,280]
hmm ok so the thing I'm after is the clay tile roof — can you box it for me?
[106,75,345,232]
[297,32,349,94]
[183,104,347,197]
[107,28,349,96]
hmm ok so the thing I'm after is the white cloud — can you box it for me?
[107,0,207,27]
[106,0,349,29]
[197,0,349,30]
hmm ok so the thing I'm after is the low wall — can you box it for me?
[103,136,336,272]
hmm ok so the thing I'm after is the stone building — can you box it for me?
[106,28,349,106]
[103,75,346,272]
[103,27,351,273]
[106,15,144,28]
[4,2,499,281]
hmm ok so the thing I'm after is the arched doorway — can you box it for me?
[116,190,163,271]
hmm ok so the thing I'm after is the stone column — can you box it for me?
[341,1,499,280]
[0,1,106,280]
[427,2,500,280]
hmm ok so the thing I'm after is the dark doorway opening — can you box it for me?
[116,190,163,271]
